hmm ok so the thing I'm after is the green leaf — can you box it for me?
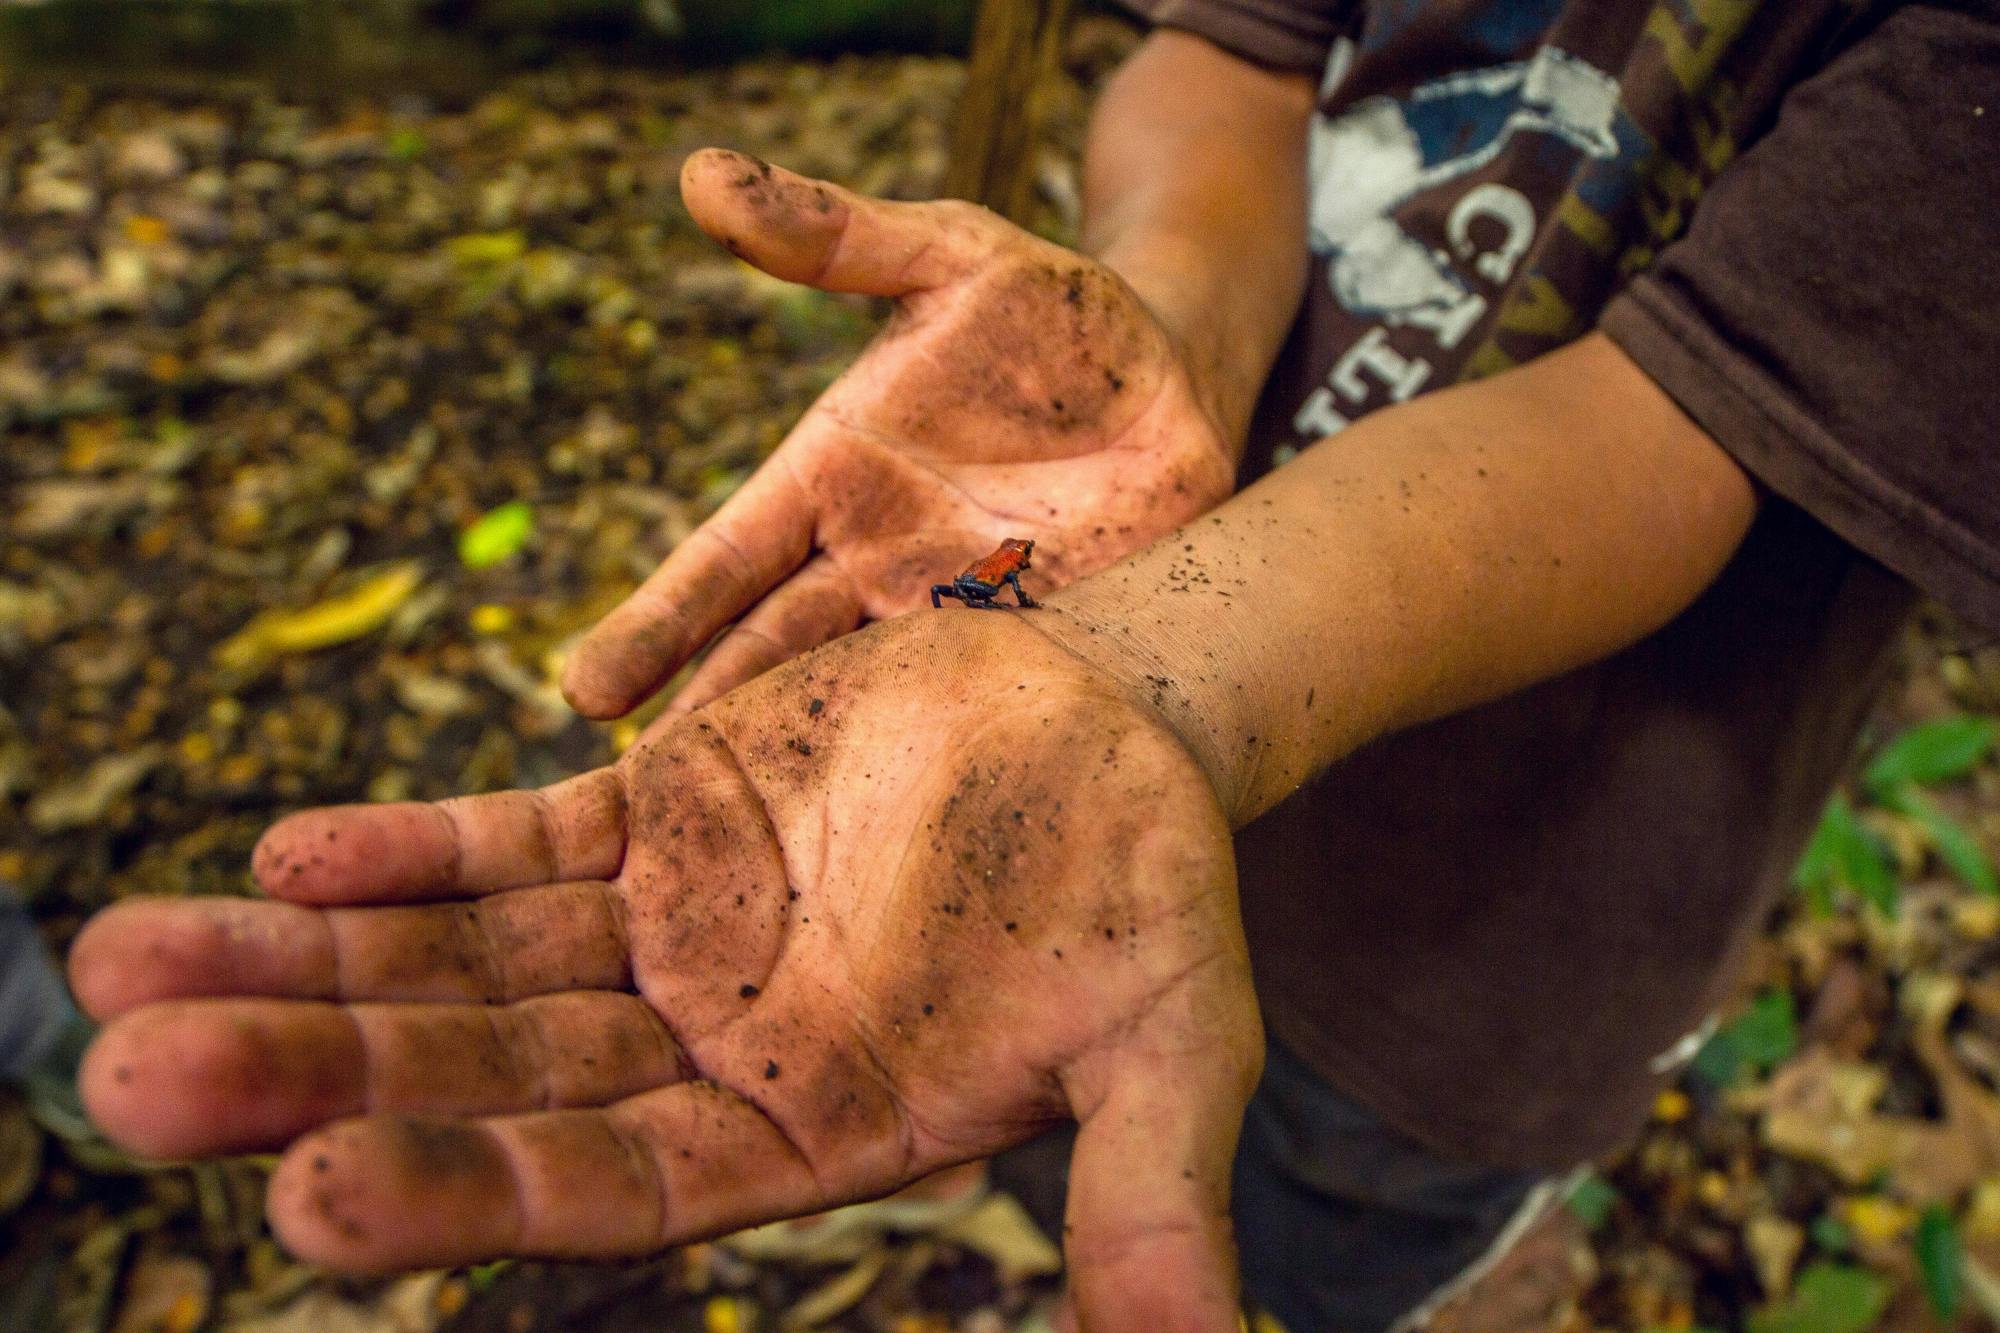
[467,1259,512,1292]
[447,230,529,270]
[1794,800,1845,918]
[1733,989,1800,1069]
[1916,1203,1962,1320]
[772,289,871,353]
[1864,715,1996,795]
[458,501,536,569]
[387,127,428,161]
[1886,784,2000,897]
[1793,795,1898,918]
[1747,1262,1891,1333]
[1693,989,1798,1087]
[1811,1213,1855,1256]
[1565,1172,1618,1231]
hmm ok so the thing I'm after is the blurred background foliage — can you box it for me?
[0,0,985,80]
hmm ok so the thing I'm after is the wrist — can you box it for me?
[1091,234,1282,456]
[1017,579,1275,828]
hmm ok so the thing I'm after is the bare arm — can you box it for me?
[1082,30,1316,450]
[1053,40,1755,825]
[1038,331,1762,824]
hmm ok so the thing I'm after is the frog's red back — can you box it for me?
[962,538,1034,585]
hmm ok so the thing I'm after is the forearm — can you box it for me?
[1081,29,1316,451]
[1034,333,1760,825]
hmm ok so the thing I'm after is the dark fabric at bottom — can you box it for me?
[1231,1038,1547,1331]
[989,1036,1547,1332]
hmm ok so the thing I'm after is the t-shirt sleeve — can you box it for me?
[1599,3,2000,632]
[1113,0,1356,72]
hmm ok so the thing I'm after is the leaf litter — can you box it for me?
[2,23,1999,1333]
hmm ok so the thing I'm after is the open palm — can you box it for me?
[561,150,1237,718]
[72,612,1261,1331]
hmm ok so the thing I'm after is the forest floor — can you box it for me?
[3,26,2000,1333]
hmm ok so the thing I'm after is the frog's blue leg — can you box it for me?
[932,583,963,608]
[1004,572,1037,608]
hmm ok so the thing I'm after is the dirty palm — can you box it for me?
[68,149,1266,1330]
[72,614,1260,1329]
[559,150,1233,718]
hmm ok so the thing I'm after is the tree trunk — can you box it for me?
[945,0,1074,225]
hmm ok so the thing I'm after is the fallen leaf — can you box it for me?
[1746,1214,1805,1300]
[1838,1196,1915,1245]
[220,1272,446,1333]
[1566,1173,1618,1232]
[58,1221,131,1333]
[213,564,424,672]
[724,1183,985,1267]
[0,1095,42,1218]
[110,1254,210,1333]
[703,1295,749,1333]
[1746,1263,1890,1333]
[14,477,163,540]
[1963,1252,2000,1324]
[1915,1202,1962,1320]
[938,1192,1063,1284]
[1763,1044,1999,1198]
[1865,716,1997,794]
[780,1249,888,1329]
[1695,989,1799,1086]
[27,746,164,831]
[458,500,536,569]
[1794,795,1898,917]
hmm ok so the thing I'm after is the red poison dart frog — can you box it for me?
[931,538,1039,610]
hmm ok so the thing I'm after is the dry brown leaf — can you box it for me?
[0,1094,42,1218]
[937,1193,1062,1285]
[780,1249,889,1330]
[1744,1213,1804,1300]
[1765,1006,2000,1200]
[218,1272,446,1333]
[110,1253,210,1333]
[27,746,164,831]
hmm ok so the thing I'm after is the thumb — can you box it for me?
[680,147,1000,296]
[1060,1047,1259,1333]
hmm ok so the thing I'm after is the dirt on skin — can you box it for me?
[4,22,2000,1333]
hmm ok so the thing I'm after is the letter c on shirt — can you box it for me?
[1448,183,1537,285]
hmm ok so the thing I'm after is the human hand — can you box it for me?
[71,611,1261,1331]
[560,150,1237,718]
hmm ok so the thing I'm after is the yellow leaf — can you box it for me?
[433,1277,469,1317]
[1654,1088,1692,1123]
[123,214,169,246]
[1956,896,2000,941]
[1839,1194,1917,1243]
[213,564,423,671]
[704,1296,745,1333]
[1966,1178,2000,1240]
[469,603,515,635]
[161,1290,203,1333]
[447,230,528,268]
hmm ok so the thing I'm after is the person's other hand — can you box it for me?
[560,150,1237,718]
[71,612,1260,1332]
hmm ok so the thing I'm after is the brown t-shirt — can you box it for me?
[1121,0,2000,1166]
